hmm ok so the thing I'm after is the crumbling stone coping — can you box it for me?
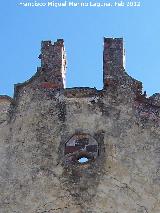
[63,87,101,98]
[13,67,41,94]
[38,87,102,99]
[0,95,13,103]
[135,94,160,109]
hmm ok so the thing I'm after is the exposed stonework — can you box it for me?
[14,39,67,100]
[0,38,160,213]
[103,37,125,88]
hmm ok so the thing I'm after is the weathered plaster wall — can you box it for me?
[0,38,160,213]
[0,96,12,124]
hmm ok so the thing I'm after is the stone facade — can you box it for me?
[0,38,160,213]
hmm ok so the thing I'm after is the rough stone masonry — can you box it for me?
[0,38,160,213]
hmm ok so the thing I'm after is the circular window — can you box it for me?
[64,134,98,165]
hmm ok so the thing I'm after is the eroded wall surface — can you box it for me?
[0,38,160,213]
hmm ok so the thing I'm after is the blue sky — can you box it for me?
[0,0,159,97]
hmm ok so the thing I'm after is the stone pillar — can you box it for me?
[40,39,67,88]
[103,37,125,88]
